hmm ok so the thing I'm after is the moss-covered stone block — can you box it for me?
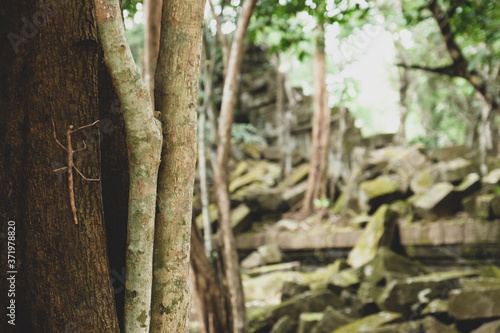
[449,284,500,320]
[269,315,297,333]
[311,306,352,333]
[359,248,429,285]
[377,270,478,313]
[371,316,458,333]
[347,205,397,268]
[359,176,402,213]
[480,265,500,278]
[251,291,345,332]
[437,157,475,183]
[297,312,324,333]
[281,163,309,188]
[410,170,435,194]
[454,173,481,198]
[229,161,269,193]
[327,268,360,294]
[413,182,457,219]
[332,312,401,333]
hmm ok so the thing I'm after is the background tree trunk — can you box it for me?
[200,40,217,259]
[150,0,206,331]
[213,1,257,331]
[190,220,229,333]
[143,0,162,101]
[395,52,410,144]
[302,25,331,214]
[271,54,290,180]
[0,1,119,331]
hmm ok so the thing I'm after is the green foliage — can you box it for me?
[314,197,330,209]
[125,22,144,67]
[123,0,143,18]
[495,186,500,195]
[231,123,266,145]
[249,0,372,59]
[408,135,439,149]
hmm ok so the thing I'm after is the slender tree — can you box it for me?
[95,0,163,331]
[150,0,206,331]
[301,24,331,214]
[199,39,217,259]
[143,0,162,100]
[395,51,410,144]
[213,0,258,331]
[190,220,228,332]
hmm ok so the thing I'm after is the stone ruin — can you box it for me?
[191,44,500,333]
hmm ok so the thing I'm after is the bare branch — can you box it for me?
[396,63,457,77]
[208,0,230,72]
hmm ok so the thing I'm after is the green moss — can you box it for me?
[137,310,148,326]
[359,176,400,200]
[332,312,401,332]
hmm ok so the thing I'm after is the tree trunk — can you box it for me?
[95,1,163,331]
[477,92,493,175]
[213,1,257,331]
[208,0,230,74]
[0,0,119,331]
[271,54,289,180]
[200,40,217,259]
[302,26,331,214]
[99,45,130,332]
[283,72,298,175]
[143,0,162,101]
[150,0,206,331]
[395,52,410,144]
[190,220,229,332]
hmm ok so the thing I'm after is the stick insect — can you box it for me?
[52,119,100,224]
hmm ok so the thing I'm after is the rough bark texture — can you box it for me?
[95,1,163,331]
[213,1,257,331]
[150,1,206,332]
[302,26,331,214]
[99,46,129,331]
[0,0,119,332]
[190,220,228,333]
[143,0,162,101]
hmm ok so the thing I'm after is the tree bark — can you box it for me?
[0,0,119,331]
[190,220,228,332]
[477,92,493,175]
[302,25,331,214]
[95,1,163,331]
[99,44,130,332]
[213,1,257,331]
[200,40,217,259]
[150,0,206,332]
[143,0,162,101]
